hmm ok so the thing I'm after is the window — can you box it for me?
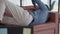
[8,0,20,6]
[22,0,49,6]
[59,2,60,14]
[8,0,58,12]
[22,0,33,6]
[51,0,58,12]
[21,0,58,12]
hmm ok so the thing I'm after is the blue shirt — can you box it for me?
[29,0,49,26]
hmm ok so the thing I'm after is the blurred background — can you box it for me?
[8,0,59,12]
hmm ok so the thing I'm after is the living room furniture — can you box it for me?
[58,14,60,23]
[0,6,59,34]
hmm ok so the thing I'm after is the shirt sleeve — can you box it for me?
[0,0,6,21]
[5,0,33,26]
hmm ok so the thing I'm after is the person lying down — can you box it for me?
[0,0,55,26]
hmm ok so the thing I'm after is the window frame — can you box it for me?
[20,0,50,7]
